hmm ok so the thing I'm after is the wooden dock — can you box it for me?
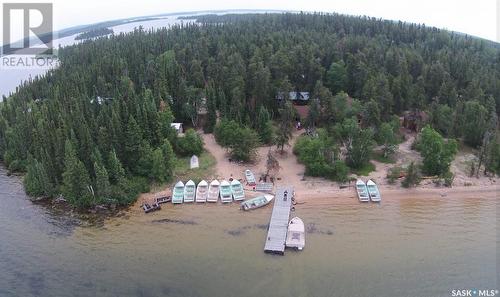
[264,187,294,255]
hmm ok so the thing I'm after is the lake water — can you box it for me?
[0,166,497,297]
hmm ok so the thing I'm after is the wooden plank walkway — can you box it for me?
[264,186,294,255]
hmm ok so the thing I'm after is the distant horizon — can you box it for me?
[54,9,500,44]
[5,9,497,50]
[1,0,497,44]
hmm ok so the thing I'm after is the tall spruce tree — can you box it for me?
[276,101,294,153]
[256,106,274,144]
[61,140,93,208]
[94,161,111,203]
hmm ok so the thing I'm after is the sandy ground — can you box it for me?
[139,130,498,207]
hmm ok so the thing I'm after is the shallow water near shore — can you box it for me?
[0,166,497,297]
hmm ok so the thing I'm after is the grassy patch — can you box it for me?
[372,152,396,164]
[173,150,217,183]
[350,162,376,176]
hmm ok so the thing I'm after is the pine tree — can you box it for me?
[151,148,168,182]
[306,99,320,130]
[107,150,125,184]
[24,155,53,197]
[276,101,294,153]
[217,88,228,117]
[326,60,347,95]
[158,101,175,142]
[94,161,111,203]
[463,101,488,148]
[256,106,274,144]
[135,143,154,178]
[160,139,175,180]
[362,100,382,128]
[204,81,217,133]
[124,116,144,172]
[61,140,93,208]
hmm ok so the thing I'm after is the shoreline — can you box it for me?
[138,131,499,209]
[139,183,498,209]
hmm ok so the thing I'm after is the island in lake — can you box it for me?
[75,27,114,40]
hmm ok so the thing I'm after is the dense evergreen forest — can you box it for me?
[0,13,499,208]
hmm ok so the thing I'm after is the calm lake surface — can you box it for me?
[0,166,497,297]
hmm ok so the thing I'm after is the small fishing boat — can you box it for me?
[142,202,161,214]
[184,180,196,203]
[230,179,245,201]
[155,196,171,204]
[240,194,274,211]
[285,217,305,250]
[172,181,185,204]
[219,180,233,203]
[255,182,273,193]
[355,179,370,202]
[195,180,208,202]
[207,180,220,202]
[366,179,381,202]
[245,169,256,186]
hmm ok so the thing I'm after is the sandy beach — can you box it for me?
[139,130,498,207]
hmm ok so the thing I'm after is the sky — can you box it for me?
[0,0,499,44]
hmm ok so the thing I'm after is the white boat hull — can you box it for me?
[285,217,305,250]
[220,180,233,203]
[367,180,382,202]
[207,180,220,202]
[231,180,245,201]
[196,180,208,202]
[184,180,196,203]
[172,181,185,204]
[355,179,370,202]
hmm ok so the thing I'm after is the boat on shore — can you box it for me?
[195,180,208,202]
[207,180,220,202]
[285,217,305,250]
[245,169,256,186]
[366,179,381,202]
[240,194,274,211]
[155,196,171,204]
[172,181,185,204]
[184,180,196,203]
[355,179,370,202]
[142,202,161,214]
[255,182,273,193]
[231,179,245,201]
[219,180,233,203]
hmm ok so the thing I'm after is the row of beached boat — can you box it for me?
[171,179,247,204]
[355,179,381,202]
[170,178,276,211]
